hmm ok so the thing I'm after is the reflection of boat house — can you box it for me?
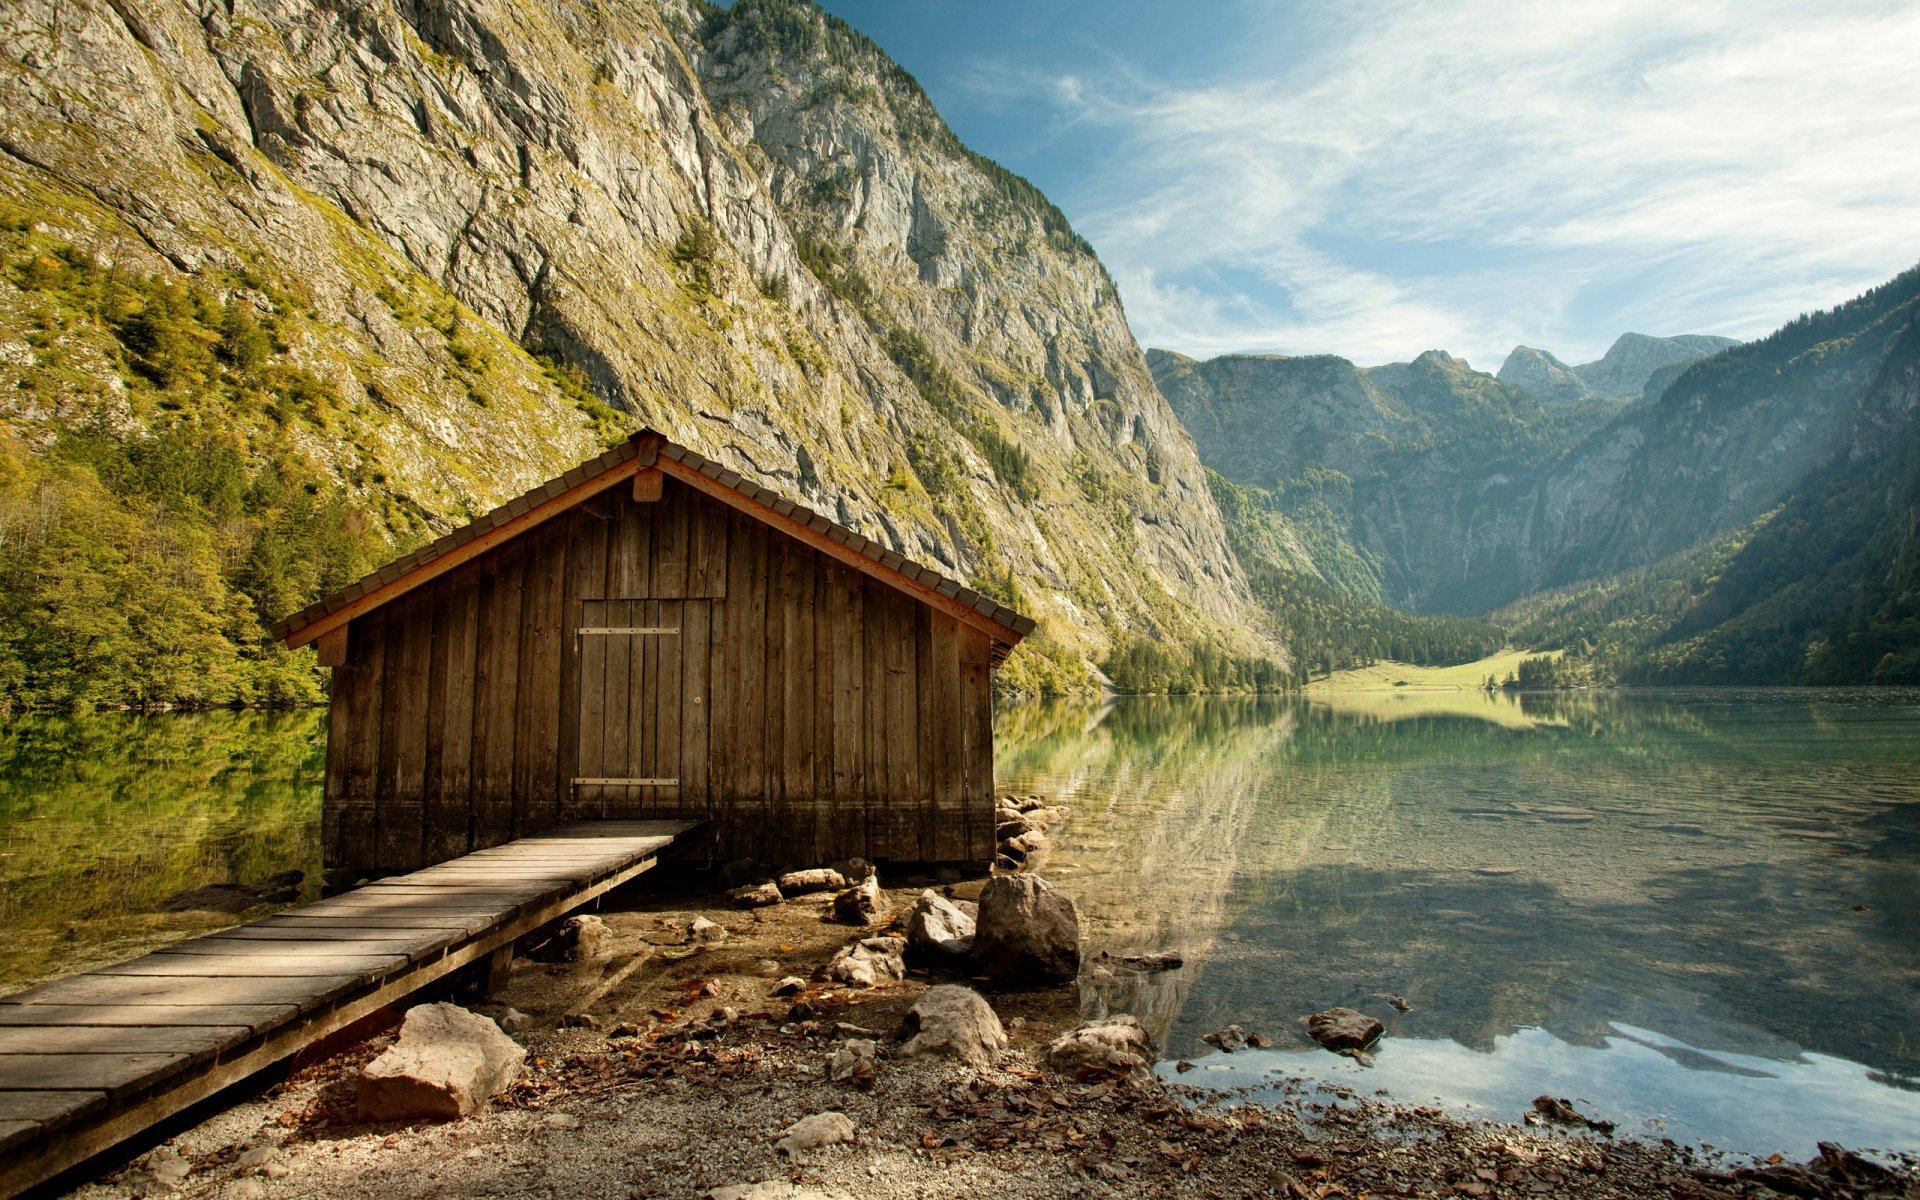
[272,430,1033,873]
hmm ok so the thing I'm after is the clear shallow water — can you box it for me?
[997,689,1920,1161]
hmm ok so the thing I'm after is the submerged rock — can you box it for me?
[356,1003,526,1121]
[1302,1008,1383,1052]
[971,874,1080,984]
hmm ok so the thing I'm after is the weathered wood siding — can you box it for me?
[325,477,997,871]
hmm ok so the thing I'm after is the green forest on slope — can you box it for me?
[0,209,405,710]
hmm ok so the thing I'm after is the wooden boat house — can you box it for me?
[271,430,1034,873]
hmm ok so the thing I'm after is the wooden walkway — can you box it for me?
[0,819,698,1198]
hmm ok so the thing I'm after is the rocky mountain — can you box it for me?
[1497,332,1739,405]
[1161,264,1920,682]
[1153,345,1617,611]
[0,0,1271,705]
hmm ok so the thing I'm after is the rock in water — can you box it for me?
[824,937,906,988]
[831,874,889,925]
[776,868,847,896]
[775,1111,856,1154]
[1302,1008,1384,1052]
[356,1003,527,1121]
[897,985,1007,1068]
[971,874,1081,984]
[905,890,975,959]
[729,880,784,908]
[1046,1015,1155,1076]
[1202,1025,1249,1053]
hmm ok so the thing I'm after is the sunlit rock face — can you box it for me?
[0,0,1268,686]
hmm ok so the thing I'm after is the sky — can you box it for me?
[810,0,1920,370]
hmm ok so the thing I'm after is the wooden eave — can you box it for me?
[269,430,1037,663]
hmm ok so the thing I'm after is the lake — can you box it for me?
[2,690,1916,1160]
[999,689,1920,1161]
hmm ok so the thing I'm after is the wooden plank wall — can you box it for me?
[323,477,996,872]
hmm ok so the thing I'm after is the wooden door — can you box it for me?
[572,599,709,815]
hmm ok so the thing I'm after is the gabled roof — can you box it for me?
[270,429,1036,661]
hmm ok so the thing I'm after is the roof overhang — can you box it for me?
[271,431,1036,663]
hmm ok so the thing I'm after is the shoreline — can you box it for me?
[53,872,1918,1200]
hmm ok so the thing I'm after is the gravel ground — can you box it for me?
[57,876,1920,1200]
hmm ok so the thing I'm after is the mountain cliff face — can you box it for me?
[1154,346,1617,611]
[1159,266,1920,681]
[1497,332,1739,405]
[0,0,1269,704]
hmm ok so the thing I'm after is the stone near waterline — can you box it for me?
[1374,991,1413,1013]
[1004,829,1049,857]
[775,1111,857,1154]
[356,1003,527,1121]
[1046,1015,1154,1076]
[905,890,976,960]
[972,874,1081,984]
[729,880,784,908]
[832,874,889,925]
[898,985,1007,1068]
[1302,1008,1384,1052]
[824,937,906,988]
[995,815,1035,841]
[1100,950,1183,972]
[1202,1025,1249,1053]
[776,868,847,896]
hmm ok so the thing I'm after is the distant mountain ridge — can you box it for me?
[1497,332,1739,405]
[1157,266,1920,683]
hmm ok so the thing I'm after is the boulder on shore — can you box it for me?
[775,1111,856,1154]
[1302,1007,1383,1051]
[776,868,847,896]
[897,985,1007,1068]
[831,874,889,925]
[1046,1015,1155,1076]
[356,1003,526,1121]
[905,890,975,960]
[824,936,906,988]
[971,874,1080,984]
[728,880,784,908]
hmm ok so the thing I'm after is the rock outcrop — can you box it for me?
[897,985,1006,1068]
[971,874,1080,984]
[0,0,1272,699]
[355,1003,527,1121]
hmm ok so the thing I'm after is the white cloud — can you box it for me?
[1005,0,1920,367]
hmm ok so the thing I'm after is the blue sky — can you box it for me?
[811,0,1920,370]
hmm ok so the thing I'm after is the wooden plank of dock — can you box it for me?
[0,819,698,1198]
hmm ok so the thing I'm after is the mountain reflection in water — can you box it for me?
[995,690,1920,1159]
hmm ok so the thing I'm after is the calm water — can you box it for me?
[998,689,1920,1161]
[0,710,326,992]
[2,692,1916,1160]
